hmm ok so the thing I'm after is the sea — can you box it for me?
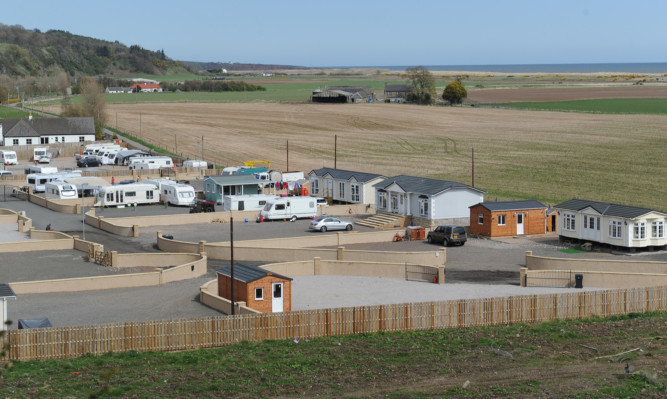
[339,63,667,74]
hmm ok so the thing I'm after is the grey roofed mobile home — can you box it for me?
[308,167,386,205]
[204,175,262,203]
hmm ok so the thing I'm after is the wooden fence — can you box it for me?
[6,286,667,361]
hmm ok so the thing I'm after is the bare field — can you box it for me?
[468,85,667,102]
[99,101,666,210]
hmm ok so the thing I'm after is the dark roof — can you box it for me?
[374,175,485,196]
[472,200,547,212]
[554,198,665,219]
[384,84,411,92]
[309,167,385,183]
[324,86,373,97]
[0,283,16,299]
[216,264,292,283]
[2,117,95,138]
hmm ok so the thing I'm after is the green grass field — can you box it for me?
[0,106,31,119]
[490,98,667,115]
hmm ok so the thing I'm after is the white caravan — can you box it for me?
[0,150,18,165]
[128,156,173,170]
[24,165,58,175]
[33,147,50,163]
[260,196,318,221]
[183,160,207,168]
[94,183,160,207]
[27,172,82,193]
[44,182,78,199]
[223,194,279,212]
[145,179,196,206]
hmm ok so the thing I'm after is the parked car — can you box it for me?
[309,216,353,232]
[427,225,467,246]
[314,197,329,206]
[189,200,215,213]
[77,157,101,167]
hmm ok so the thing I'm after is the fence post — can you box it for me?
[314,257,321,275]
[133,224,139,237]
[337,246,344,261]
[438,265,445,284]
[520,267,528,287]
[199,241,207,254]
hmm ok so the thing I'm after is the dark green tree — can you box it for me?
[405,66,436,105]
[442,80,468,105]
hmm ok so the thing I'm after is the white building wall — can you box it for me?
[432,189,484,219]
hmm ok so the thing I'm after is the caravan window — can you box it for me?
[126,191,137,198]
[146,191,154,199]
[263,203,272,211]
[259,200,266,206]
[275,204,285,210]
[179,192,194,198]
[106,192,113,202]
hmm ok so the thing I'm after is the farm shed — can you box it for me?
[311,86,375,103]
[204,175,262,204]
[217,264,292,313]
[0,283,16,331]
[554,199,667,250]
[384,84,411,103]
[1,117,95,147]
[129,83,163,93]
[469,200,547,237]
[373,175,485,227]
[308,167,386,205]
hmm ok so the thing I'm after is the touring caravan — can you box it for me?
[44,182,78,199]
[223,194,278,212]
[24,165,58,175]
[0,150,18,165]
[161,183,196,206]
[27,172,82,193]
[260,196,317,221]
[183,160,207,168]
[33,147,50,163]
[128,156,173,170]
[94,183,160,207]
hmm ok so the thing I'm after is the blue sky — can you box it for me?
[3,0,666,66]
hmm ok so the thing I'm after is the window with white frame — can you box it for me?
[563,213,576,231]
[79,136,85,142]
[633,222,646,240]
[419,198,429,216]
[651,221,664,238]
[609,220,622,239]
[339,182,345,198]
[26,138,32,145]
[478,213,484,224]
[597,217,601,231]
[378,191,387,209]
[12,139,18,145]
[311,179,319,195]
[498,214,506,225]
[255,287,264,300]
[351,184,360,202]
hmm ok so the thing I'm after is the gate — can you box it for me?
[405,263,438,283]
[525,270,572,288]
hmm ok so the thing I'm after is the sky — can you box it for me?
[3,0,666,67]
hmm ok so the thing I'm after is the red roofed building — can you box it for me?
[130,83,163,93]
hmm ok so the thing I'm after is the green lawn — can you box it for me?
[488,98,667,115]
[0,106,31,119]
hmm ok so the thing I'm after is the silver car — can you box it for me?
[309,216,353,232]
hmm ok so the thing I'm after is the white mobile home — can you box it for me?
[44,182,78,199]
[128,156,173,170]
[260,196,317,221]
[223,194,278,211]
[308,167,385,205]
[94,183,160,207]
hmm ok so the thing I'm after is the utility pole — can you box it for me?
[286,140,289,171]
[230,217,235,315]
[334,135,337,169]
[472,147,475,188]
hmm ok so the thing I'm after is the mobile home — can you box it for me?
[44,182,78,199]
[0,150,18,165]
[94,183,160,207]
[260,196,317,221]
[128,156,173,170]
[223,194,278,211]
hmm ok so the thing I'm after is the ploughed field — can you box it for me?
[103,100,666,210]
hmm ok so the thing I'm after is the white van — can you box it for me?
[94,183,160,207]
[27,172,81,193]
[224,194,278,212]
[128,156,173,170]
[44,182,78,199]
[0,150,18,165]
[260,196,317,221]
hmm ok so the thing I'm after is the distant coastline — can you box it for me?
[324,63,667,74]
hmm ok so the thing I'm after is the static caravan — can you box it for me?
[260,196,317,221]
[223,194,278,211]
[24,165,58,175]
[94,183,160,207]
[133,162,161,171]
[0,150,18,165]
[128,156,173,170]
[44,182,78,199]
[27,172,82,193]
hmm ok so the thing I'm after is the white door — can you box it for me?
[272,282,284,313]
[516,213,524,235]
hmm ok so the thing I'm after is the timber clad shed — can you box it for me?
[217,264,292,313]
[469,200,548,237]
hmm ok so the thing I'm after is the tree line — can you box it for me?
[405,65,467,105]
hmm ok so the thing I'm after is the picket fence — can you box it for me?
[6,286,667,361]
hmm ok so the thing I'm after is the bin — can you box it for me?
[574,274,583,289]
[406,226,426,241]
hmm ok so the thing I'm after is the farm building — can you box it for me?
[0,283,16,331]
[384,84,411,103]
[373,175,485,227]
[308,167,386,205]
[469,200,548,237]
[1,117,95,147]
[311,86,375,103]
[105,87,131,94]
[204,175,262,204]
[554,198,667,250]
[130,83,163,93]
[217,264,292,313]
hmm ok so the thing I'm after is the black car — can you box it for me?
[189,200,215,213]
[77,157,100,167]
[427,225,467,246]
